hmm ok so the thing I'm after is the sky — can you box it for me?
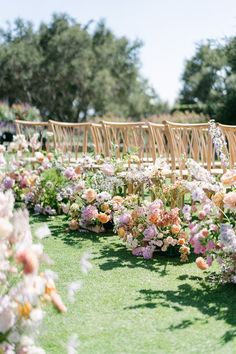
[0,0,235,104]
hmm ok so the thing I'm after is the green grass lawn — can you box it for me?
[31,215,236,354]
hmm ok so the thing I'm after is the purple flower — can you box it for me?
[143,225,157,240]
[132,247,144,256]
[64,167,76,180]
[34,204,43,214]
[143,246,155,259]
[119,213,131,225]
[3,176,14,189]
[81,205,98,222]
[96,192,112,202]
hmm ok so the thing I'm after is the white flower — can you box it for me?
[67,334,80,354]
[0,296,16,334]
[80,252,92,274]
[35,224,51,240]
[30,308,44,322]
[67,281,82,303]
[0,218,13,238]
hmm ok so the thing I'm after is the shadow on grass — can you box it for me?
[126,277,236,343]
[95,241,191,275]
[30,213,107,246]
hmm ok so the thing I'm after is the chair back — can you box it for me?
[49,120,93,159]
[102,121,151,161]
[164,121,215,174]
[15,120,50,150]
[219,123,236,168]
[148,122,168,162]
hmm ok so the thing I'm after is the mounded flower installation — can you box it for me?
[1,119,236,351]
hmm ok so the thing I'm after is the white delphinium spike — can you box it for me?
[67,281,82,303]
[67,334,80,354]
[80,252,92,274]
[35,224,51,240]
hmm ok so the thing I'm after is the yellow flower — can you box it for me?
[18,302,32,319]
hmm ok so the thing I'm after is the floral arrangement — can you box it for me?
[0,190,67,353]
[114,198,190,261]
[183,164,236,283]
[68,187,124,232]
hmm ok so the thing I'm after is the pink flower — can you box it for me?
[16,249,39,274]
[101,163,114,176]
[223,192,236,210]
[64,167,76,180]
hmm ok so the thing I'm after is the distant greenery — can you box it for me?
[178,39,236,124]
[0,14,168,122]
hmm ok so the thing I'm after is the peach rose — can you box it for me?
[177,238,186,245]
[212,192,225,208]
[97,213,110,224]
[221,170,236,186]
[47,152,53,161]
[69,219,79,230]
[101,203,110,212]
[223,192,236,210]
[35,151,44,163]
[83,189,97,203]
[112,196,123,204]
[171,224,181,234]
[196,257,209,270]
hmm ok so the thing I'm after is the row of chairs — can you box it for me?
[15,119,236,174]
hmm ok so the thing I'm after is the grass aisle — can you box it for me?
[31,215,236,354]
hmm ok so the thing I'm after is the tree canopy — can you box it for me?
[0,14,168,121]
[178,39,236,124]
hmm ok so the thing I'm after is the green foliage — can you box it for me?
[0,15,167,121]
[0,102,14,121]
[39,168,66,209]
[179,39,236,124]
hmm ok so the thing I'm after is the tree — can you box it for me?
[0,15,167,121]
[178,39,236,124]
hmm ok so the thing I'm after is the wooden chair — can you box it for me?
[218,123,236,169]
[101,121,152,162]
[90,123,107,156]
[15,120,50,150]
[147,122,168,162]
[163,121,222,176]
[49,120,94,160]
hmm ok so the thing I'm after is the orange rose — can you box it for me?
[171,224,181,234]
[149,214,158,224]
[178,238,185,245]
[97,213,110,224]
[221,170,236,186]
[196,257,209,270]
